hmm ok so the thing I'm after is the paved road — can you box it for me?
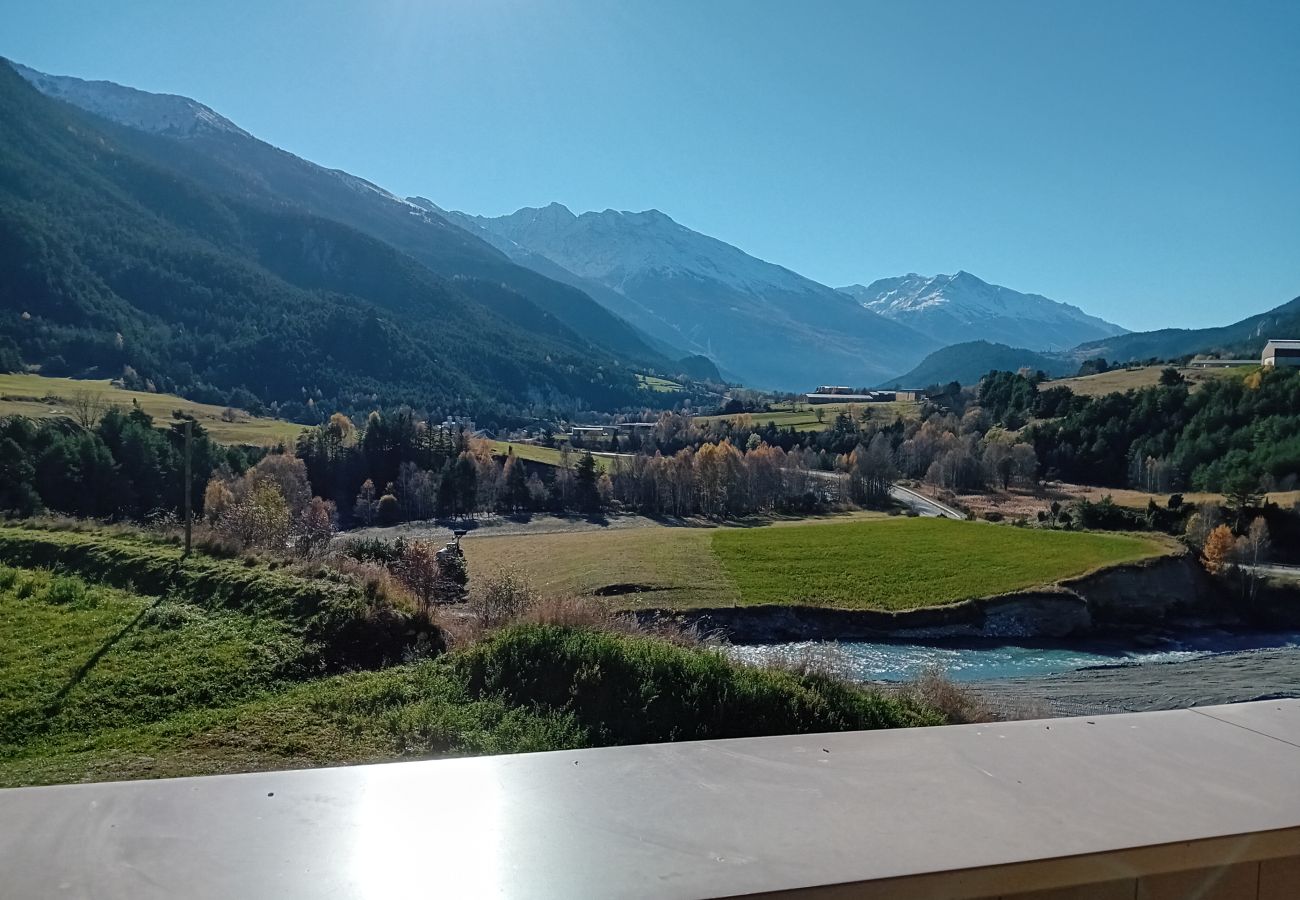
[1250,563,1300,579]
[888,483,966,519]
[805,470,966,519]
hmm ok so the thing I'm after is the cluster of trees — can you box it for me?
[296,412,570,524]
[202,454,334,557]
[1191,509,1277,605]
[0,404,258,519]
[974,368,1300,492]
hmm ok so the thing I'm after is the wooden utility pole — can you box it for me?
[183,420,193,558]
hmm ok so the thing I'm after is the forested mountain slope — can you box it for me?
[13,62,683,377]
[0,61,643,422]
[1071,295,1300,363]
[886,341,1076,387]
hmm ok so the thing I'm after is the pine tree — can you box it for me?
[574,452,601,514]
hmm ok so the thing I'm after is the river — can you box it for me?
[729,630,1300,682]
[728,631,1300,714]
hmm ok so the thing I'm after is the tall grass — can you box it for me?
[0,525,437,670]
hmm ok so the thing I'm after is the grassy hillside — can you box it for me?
[488,440,615,472]
[463,516,1170,611]
[0,524,938,786]
[0,372,305,445]
[1047,365,1249,397]
[636,374,683,393]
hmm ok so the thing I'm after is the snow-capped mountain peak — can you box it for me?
[837,272,1127,351]
[12,62,249,139]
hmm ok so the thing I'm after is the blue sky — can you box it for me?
[3,0,1297,331]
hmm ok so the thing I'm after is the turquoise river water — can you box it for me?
[728,631,1300,682]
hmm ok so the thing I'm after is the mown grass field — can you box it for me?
[1047,366,1250,398]
[696,400,919,432]
[466,525,741,607]
[463,515,1170,611]
[711,518,1168,610]
[0,372,307,445]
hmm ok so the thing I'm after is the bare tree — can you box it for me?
[68,389,105,429]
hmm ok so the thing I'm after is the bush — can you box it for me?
[340,537,408,565]
[45,575,88,606]
[469,569,538,627]
[376,494,400,526]
[451,624,941,746]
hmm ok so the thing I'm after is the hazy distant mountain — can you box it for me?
[839,272,1126,351]
[884,341,1077,389]
[459,204,937,389]
[11,64,691,378]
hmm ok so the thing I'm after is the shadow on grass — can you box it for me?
[38,577,175,730]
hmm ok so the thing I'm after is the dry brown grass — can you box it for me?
[896,666,996,723]
[893,666,1050,724]
[910,481,1300,521]
[1048,365,1246,397]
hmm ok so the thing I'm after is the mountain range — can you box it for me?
[838,272,1126,351]
[443,203,936,389]
[5,59,1295,409]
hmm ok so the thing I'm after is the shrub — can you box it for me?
[376,494,400,526]
[339,537,407,565]
[45,575,88,606]
[897,666,994,724]
[469,569,538,627]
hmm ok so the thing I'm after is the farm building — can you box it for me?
[805,386,905,404]
[806,392,881,404]
[568,422,657,442]
[1262,340,1300,367]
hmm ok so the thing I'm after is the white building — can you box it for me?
[1262,340,1300,367]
